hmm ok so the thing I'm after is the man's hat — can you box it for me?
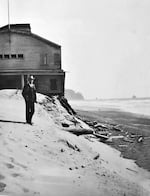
[30,75,35,80]
[28,75,35,81]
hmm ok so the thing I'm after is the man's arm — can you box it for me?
[22,85,26,98]
[33,85,37,103]
[22,84,28,101]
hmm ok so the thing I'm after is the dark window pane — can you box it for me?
[44,54,47,65]
[11,54,17,59]
[18,54,24,59]
[4,54,10,59]
[0,54,3,59]
[50,79,57,90]
[54,53,60,66]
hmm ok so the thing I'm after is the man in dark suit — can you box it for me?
[22,75,37,125]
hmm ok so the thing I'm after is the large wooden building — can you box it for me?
[0,24,65,96]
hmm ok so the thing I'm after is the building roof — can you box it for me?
[0,24,61,48]
[0,24,31,33]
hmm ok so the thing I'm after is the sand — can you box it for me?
[0,90,150,196]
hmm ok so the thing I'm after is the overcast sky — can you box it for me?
[1,0,150,99]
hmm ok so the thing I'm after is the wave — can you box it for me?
[69,99,150,117]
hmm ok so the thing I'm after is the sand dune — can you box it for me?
[0,90,150,196]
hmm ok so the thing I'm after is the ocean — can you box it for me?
[69,99,150,117]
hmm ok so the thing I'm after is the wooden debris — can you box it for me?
[126,168,138,173]
[62,123,70,127]
[137,136,144,143]
[113,126,122,132]
[59,139,81,152]
[130,134,142,138]
[66,141,81,151]
[95,130,109,136]
[93,154,100,160]
[123,137,133,143]
[119,145,128,147]
[110,136,124,139]
[94,123,108,129]
[93,132,109,140]
[64,128,93,136]
[84,135,96,142]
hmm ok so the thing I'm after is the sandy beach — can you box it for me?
[76,108,150,172]
[0,90,150,196]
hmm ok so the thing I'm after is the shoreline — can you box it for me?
[76,108,150,172]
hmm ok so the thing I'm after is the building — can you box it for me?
[0,24,65,96]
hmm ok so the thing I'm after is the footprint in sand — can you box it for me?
[22,187,29,193]
[3,140,8,145]
[11,173,21,178]
[7,147,13,152]
[0,174,5,180]
[9,157,27,170]
[5,163,14,169]
[0,182,6,192]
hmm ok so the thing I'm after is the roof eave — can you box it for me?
[0,29,61,49]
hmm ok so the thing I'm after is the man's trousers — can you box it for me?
[25,101,35,124]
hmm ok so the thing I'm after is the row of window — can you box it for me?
[0,53,61,66]
[0,54,24,59]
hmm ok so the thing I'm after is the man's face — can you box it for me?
[29,78,34,84]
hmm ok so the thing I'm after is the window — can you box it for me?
[44,54,47,65]
[0,54,24,60]
[40,54,48,65]
[50,79,57,90]
[11,54,17,59]
[4,54,10,59]
[54,53,60,66]
[18,54,24,59]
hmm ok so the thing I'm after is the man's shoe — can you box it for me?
[26,121,33,125]
[28,122,33,125]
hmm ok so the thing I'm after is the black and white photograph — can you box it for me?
[0,0,150,195]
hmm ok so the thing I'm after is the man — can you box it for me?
[22,75,37,125]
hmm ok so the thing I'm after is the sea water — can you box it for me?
[69,99,150,117]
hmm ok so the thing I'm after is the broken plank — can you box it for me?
[63,128,93,136]
[93,132,109,140]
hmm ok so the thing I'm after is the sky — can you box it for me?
[0,0,150,99]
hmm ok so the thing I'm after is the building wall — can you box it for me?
[0,74,65,96]
[0,32,61,71]
[0,75,21,89]
[35,75,65,95]
[0,31,65,95]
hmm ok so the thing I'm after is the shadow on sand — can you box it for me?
[0,119,26,124]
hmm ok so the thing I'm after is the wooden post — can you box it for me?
[21,75,24,89]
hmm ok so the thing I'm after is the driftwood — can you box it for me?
[63,128,93,136]
[93,154,100,160]
[63,118,128,144]
[126,168,138,173]
[94,123,108,129]
[123,137,133,143]
[93,132,109,140]
[95,130,109,136]
[113,127,122,132]
[119,144,128,147]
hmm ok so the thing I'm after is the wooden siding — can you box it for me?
[35,75,64,95]
[0,75,21,89]
[0,74,65,95]
[0,32,61,71]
